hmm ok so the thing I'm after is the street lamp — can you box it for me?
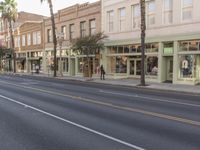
[57,32,64,76]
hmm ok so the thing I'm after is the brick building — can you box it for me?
[0,11,45,72]
[43,1,101,76]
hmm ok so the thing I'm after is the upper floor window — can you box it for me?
[61,25,66,39]
[147,0,156,26]
[14,37,18,48]
[118,8,126,31]
[14,36,21,48]
[69,24,75,40]
[163,0,173,24]
[22,35,26,46]
[80,21,86,38]
[37,31,41,44]
[27,33,31,46]
[47,29,52,43]
[33,32,37,45]
[132,4,141,29]
[89,19,96,35]
[107,10,114,32]
[182,0,193,21]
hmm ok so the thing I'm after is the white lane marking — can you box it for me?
[0,94,145,150]
[99,90,200,108]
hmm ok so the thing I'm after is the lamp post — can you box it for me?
[57,32,64,76]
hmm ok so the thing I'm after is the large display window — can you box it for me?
[179,55,197,78]
[109,56,127,73]
[146,56,158,76]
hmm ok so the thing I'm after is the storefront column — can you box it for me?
[26,52,29,73]
[42,50,47,73]
[158,42,164,82]
[75,57,78,75]
[173,41,178,84]
[101,47,107,72]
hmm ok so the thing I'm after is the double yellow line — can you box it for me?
[0,80,200,127]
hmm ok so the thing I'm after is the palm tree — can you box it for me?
[140,0,146,86]
[40,0,57,77]
[0,0,18,73]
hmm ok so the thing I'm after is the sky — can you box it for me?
[15,0,99,17]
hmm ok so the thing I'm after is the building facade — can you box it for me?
[43,1,101,76]
[0,12,45,72]
[101,0,200,85]
[14,21,44,73]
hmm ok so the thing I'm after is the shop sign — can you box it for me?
[164,48,173,54]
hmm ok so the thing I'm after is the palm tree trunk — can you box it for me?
[48,0,57,77]
[140,0,146,86]
[9,19,16,73]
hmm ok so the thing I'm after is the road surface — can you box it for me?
[0,74,199,150]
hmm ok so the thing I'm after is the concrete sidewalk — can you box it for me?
[3,72,200,95]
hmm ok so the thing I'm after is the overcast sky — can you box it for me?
[15,0,99,16]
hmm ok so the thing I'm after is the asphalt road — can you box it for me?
[0,74,200,150]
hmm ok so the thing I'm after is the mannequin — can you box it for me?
[181,58,189,76]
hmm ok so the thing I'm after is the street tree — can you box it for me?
[40,0,57,77]
[71,32,107,78]
[140,0,146,86]
[0,0,18,73]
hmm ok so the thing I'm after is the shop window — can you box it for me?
[189,41,198,51]
[146,43,158,53]
[116,56,127,73]
[62,58,68,72]
[77,57,87,73]
[180,40,200,51]
[146,56,158,76]
[118,46,123,53]
[124,46,130,53]
[130,45,137,53]
[179,55,196,78]
[108,46,117,54]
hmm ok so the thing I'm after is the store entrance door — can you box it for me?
[136,60,141,75]
[70,58,75,76]
[129,59,141,76]
[166,57,173,82]
[130,60,135,75]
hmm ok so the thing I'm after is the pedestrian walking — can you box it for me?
[100,65,105,80]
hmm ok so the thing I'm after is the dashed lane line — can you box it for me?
[0,80,200,127]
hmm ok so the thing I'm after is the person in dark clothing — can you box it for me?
[100,65,105,80]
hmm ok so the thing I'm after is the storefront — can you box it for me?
[76,55,100,77]
[16,52,26,73]
[106,43,158,80]
[176,40,200,84]
[27,51,43,73]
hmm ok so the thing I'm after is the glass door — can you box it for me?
[136,60,141,75]
[167,57,173,81]
[130,60,135,75]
